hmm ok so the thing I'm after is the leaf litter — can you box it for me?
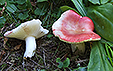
[0,24,91,70]
[0,0,91,71]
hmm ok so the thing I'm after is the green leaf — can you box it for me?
[89,0,100,4]
[72,67,87,71]
[26,0,32,8]
[40,69,46,71]
[16,0,26,4]
[0,8,2,11]
[0,17,6,24]
[63,58,70,68]
[89,0,109,4]
[101,39,113,47]
[60,6,77,12]
[0,0,6,5]
[111,0,113,2]
[87,41,113,71]
[87,3,113,42]
[56,58,61,63]
[56,58,63,68]
[18,12,29,20]
[100,0,109,4]
[34,8,46,15]
[37,0,48,2]
[6,4,18,13]
[0,17,6,28]
[36,2,49,9]
[71,0,87,16]
[47,34,53,38]
[77,67,87,71]
[105,44,113,66]
[17,4,27,10]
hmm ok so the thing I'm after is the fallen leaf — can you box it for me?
[13,44,22,51]
[0,50,6,63]
[3,37,9,50]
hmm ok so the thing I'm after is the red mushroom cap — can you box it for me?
[52,10,101,43]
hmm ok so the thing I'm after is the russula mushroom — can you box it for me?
[4,19,49,58]
[52,10,101,54]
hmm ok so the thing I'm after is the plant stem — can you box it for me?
[71,43,85,54]
[24,36,36,58]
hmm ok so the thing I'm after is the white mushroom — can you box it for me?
[4,19,49,58]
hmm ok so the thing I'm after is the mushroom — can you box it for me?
[4,19,49,58]
[52,10,101,54]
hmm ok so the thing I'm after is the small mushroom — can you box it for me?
[52,10,101,54]
[4,19,49,58]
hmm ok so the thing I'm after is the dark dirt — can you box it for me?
[0,0,91,70]
[0,23,91,71]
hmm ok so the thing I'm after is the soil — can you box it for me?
[0,23,91,71]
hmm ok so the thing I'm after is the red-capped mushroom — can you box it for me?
[52,10,101,54]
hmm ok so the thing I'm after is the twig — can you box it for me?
[0,50,6,62]
[3,51,10,62]
[47,60,58,67]
[6,62,14,71]
[43,50,46,66]
[30,59,47,69]
[76,59,89,63]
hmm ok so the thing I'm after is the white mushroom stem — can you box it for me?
[71,43,85,54]
[24,36,36,58]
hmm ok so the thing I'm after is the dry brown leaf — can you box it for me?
[3,37,9,50]
[13,44,22,51]
[0,50,6,63]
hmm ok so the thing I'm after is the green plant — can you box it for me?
[60,0,113,71]
[56,58,70,69]
[0,17,6,28]
[56,58,87,71]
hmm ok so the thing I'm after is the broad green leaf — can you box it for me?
[88,41,113,71]
[89,0,100,4]
[47,34,53,38]
[56,58,63,68]
[100,0,109,4]
[16,0,26,4]
[37,0,48,2]
[18,12,29,20]
[87,3,113,42]
[0,0,6,5]
[57,61,63,68]
[63,58,70,68]
[89,0,109,4]
[71,0,87,16]
[6,4,18,13]
[60,6,77,12]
